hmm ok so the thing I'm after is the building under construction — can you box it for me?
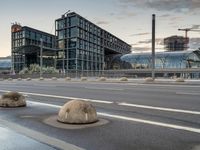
[164,36,189,51]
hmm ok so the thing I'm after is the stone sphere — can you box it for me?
[52,77,57,80]
[8,78,13,81]
[119,77,128,81]
[81,77,87,81]
[26,78,31,81]
[39,77,44,80]
[57,100,98,124]
[17,78,22,81]
[145,77,154,82]
[65,77,71,81]
[176,78,185,82]
[98,77,106,81]
[0,92,26,107]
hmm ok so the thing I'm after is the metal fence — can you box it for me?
[0,68,200,79]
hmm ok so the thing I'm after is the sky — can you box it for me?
[0,0,200,57]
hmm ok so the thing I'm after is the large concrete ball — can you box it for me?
[26,78,31,81]
[52,77,57,80]
[119,77,128,81]
[176,78,185,82]
[0,92,26,107]
[57,100,98,124]
[81,77,87,81]
[98,77,106,81]
[145,77,154,82]
[39,77,44,81]
[65,77,71,81]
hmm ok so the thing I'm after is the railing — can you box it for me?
[0,68,200,79]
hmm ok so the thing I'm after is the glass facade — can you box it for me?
[11,25,56,72]
[120,50,200,69]
[0,59,11,69]
[55,12,131,71]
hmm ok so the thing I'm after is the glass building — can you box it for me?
[0,58,11,74]
[11,24,57,72]
[55,12,131,72]
[119,50,200,69]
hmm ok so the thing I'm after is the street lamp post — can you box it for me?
[152,14,156,79]
[40,38,43,78]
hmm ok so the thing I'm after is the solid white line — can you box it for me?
[0,90,113,104]
[28,101,200,134]
[137,83,200,88]
[176,92,200,96]
[118,102,200,115]
[84,87,124,91]
[97,112,200,134]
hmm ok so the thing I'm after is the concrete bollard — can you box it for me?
[65,77,71,81]
[26,78,31,81]
[52,77,57,80]
[119,77,128,81]
[0,92,26,107]
[57,100,98,124]
[175,78,185,82]
[145,77,154,82]
[97,77,106,81]
[81,77,87,81]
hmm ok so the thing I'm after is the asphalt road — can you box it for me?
[0,79,200,150]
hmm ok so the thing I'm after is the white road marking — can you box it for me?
[84,87,124,91]
[136,83,200,88]
[176,92,200,96]
[118,102,200,115]
[0,90,113,104]
[28,101,200,134]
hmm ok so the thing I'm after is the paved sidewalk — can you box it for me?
[0,125,57,150]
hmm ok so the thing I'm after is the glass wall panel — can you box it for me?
[68,38,77,48]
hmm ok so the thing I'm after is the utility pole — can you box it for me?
[40,38,43,78]
[152,14,156,80]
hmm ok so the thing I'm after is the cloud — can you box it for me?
[132,46,164,52]
[192,25,200,29]
[159,14,171,18]
[109,10,137,20]
[132,47,151,51]
[96,21,110,25]
[136,38,164,45]
[118,0,200,13]
[130,32,150,36]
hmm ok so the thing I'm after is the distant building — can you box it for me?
[164,35,189,51]
[0,57,11,74]
[11,24,57,72]
[119,50,200,69]
[55,12,131,71]
[11,12,131,73]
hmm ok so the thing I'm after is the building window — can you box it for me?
[68,27,77,37]
[68,38,77,48]
[69,16,77,27]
